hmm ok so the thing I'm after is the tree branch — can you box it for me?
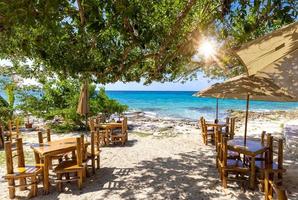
[76,0,85,26]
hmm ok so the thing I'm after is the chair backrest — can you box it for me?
[76,137,83,167]
[199,117,207,134]
[266,134,284,170]
[229,118,236,134]
[89,119,96,132]
[90,131,100,155]
[37,129,51,144]
[4,138,25,174]
[122,117,128,135]
[220,135,228,167]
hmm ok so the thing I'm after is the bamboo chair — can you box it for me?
[110,117,128,145]
[3,138,43,199]
[217,135,249,188]
[54,137,84,192]
[255,134,286,191]
[89,118,105,145]
[215,129,240,169]
[5,119,20,141]
[37,129,67,167]
[222,117,236,139]
[85,131,101,174]
[264,169,288,200]
[199,117,214,145]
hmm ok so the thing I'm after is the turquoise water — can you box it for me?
[106,91,298,121]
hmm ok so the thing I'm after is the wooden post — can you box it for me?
[16,138,26,191]
[216,98,219,121]
[4,141,15,198]
[38,131,43,144]
[46,129,51,142]
[244,94,250,145]
[91,131,95,174]
[278,139,283,182]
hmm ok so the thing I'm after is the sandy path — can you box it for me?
[0,114,298,200]
[0,131,267,200]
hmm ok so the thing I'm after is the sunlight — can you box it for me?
[198,38,216,59]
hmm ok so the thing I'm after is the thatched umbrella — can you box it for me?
[77,81,89,133]
[195,75,295,145]
[236,21,298,101]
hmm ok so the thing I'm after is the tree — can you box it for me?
[0,0,296,82]
[17,77,128,131]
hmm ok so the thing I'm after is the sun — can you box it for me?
[198,39,216,59]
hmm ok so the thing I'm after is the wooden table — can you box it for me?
[205,121,227,128]
[31,138,88,194]
[228,139,268,189]
[95,122,122,145]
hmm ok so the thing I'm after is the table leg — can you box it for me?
[43,155,50,194]
[250,157,256,189]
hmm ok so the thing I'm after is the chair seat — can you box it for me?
[227,150,240,159]
[3,165,42,178]
[111,128,122,135]
[54,160,84,173]
[86,148,100,156]
[255,161,285,172]
[227,159,244,168]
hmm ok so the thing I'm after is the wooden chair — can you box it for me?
[54,137,84,192]
[37,129,67,167]
[89,118,105,145]
[4,119,20,141]
[223,117,236,139]
[84,131,101,174]
[3,138,43,199]
[255,134,286,191]
[110,117,128,145]
[217,135,249,188]
[199,117,214,145]
[264,169,288,200]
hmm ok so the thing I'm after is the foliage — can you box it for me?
[17,78,128,131]
[0,1,296,83]
[0,77,17,125]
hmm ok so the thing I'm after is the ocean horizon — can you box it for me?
[106,90,298,121]
[2,90,298,121]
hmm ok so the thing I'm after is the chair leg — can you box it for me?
[96,155,100,169]
[77,171,83,190]
[222,171,227,188]
[92,156,96,174]
[19,177,27,191]
[57,173,63,192]
[31,176,37,197]
[8,178,15,199]
[264,171,269,200]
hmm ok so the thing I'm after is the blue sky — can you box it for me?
[102,72,220,91]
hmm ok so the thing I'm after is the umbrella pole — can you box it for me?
[244,94,250,145]
[85,114,88,135]
[216,98,219,122]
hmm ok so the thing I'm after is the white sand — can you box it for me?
[0,111,297,200]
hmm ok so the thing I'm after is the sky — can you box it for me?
[0,59,220,91]
[101,72,219,91]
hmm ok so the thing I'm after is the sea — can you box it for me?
[106,91,298,121]
[2,90,298,121]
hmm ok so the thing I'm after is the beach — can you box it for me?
[0,110,298,200]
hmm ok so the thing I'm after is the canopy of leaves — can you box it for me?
[0,0,296,82]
